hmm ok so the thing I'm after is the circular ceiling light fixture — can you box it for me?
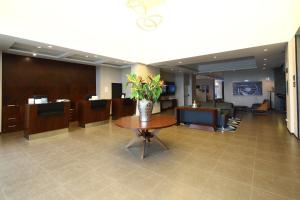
[136,15,163,31]
[127,0,164,31]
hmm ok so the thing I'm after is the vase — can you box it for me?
[138,99,153,122]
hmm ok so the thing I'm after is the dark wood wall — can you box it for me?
[2,53,96,132]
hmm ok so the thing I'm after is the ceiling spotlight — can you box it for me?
[213,56,217,59]
[264,58,268,61]
[37,46,42,49]
[48,45,52,48]
[264,63,266,66]
[178,61,183,64]
[33,53,37,56]
[85,55,89,58]
[263,48,268,52]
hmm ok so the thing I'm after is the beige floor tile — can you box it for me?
[165,166,212,190]
[253,170,300,199]
[2,173,58,200]
[117,167,165,195]
[49,161,92,184]
[87,182,143,200]
[145,179,203,200]
[183,155,218,172]
[202,175,252,200]
[254,158,300,181]
[0,113,300,200]
[224,144,256,157]
[0,191,6,200]
[251,187,290,200]
[32,187,76,200]
[218,151,255,169]
[63,172,114,200]
[213,161,253,185]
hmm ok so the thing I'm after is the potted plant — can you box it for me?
[127,73,163,121]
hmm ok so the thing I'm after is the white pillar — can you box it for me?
[0,52,2,132]
[175,73,184,106]
[96,66,101,97]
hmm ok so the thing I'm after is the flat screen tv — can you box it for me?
[162,85,167,95]
[167,84,176,95]
[161,82,176,95]
[233,81,262,96]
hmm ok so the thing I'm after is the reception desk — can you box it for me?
[24,102,70,139]
[111,98,136,120]
[78,99,111,128]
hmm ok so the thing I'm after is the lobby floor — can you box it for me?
[0,112,300,200]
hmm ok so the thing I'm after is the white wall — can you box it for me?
[285,36,297,135]
[224,69,275,108]
[0,51,2,132]
[160,71,175,82]
[195,77,215,102]
[96,66,122,99]
[121,67,131,98]
[131,63,161,114]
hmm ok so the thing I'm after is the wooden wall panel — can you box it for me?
[2,53,96,132]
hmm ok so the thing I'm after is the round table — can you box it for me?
[114,115,176,159]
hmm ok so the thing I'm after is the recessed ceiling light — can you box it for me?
[213,56,217,59]
[48,45,52,48]
[178,61,183,64]
[264,58,268,61]
[264,48,268,52]
[37,46,42,49]
[263,63,266,66]
[85,55,89,58]
[33,53,37,56]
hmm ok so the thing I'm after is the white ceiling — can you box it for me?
[0,34,132,67]
[0,0,299,65]
[155,42,286,73]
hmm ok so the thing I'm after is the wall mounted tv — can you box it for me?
[233,81,262,96]
[162,82,176,95]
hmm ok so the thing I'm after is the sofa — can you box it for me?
[176,107,218,130]
[200,102,234,117]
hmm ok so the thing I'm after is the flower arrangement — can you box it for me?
[127,73,164,102]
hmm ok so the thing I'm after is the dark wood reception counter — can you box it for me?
[111,98,136,120]
[78,99,111,128]
[24,102,70,139]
